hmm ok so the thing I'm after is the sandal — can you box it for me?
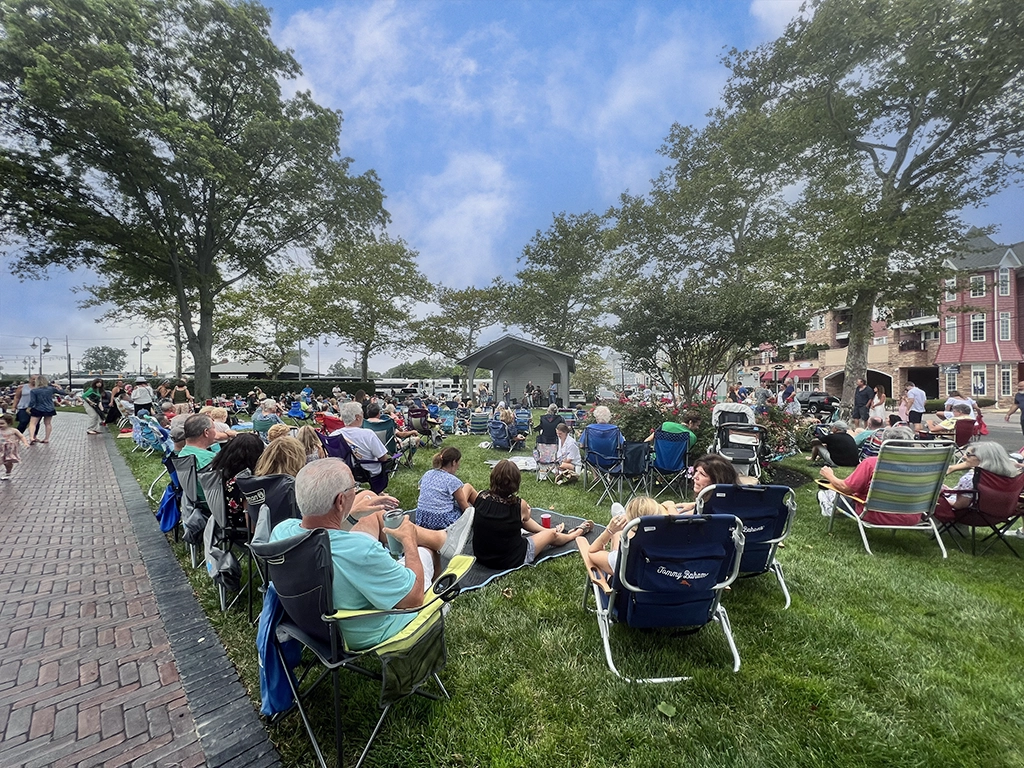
[569,520,594,536]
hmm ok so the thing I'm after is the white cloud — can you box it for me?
[749,0,805,38]
[388,152,517,287]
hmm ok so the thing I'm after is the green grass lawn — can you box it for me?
[115,427,1024,768]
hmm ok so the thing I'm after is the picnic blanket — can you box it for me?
[455,508,604,593]
[484,456,537,471]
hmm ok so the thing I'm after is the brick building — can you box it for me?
[741,230,1024,405]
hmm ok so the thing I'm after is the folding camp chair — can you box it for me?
[610,441,651,502]
[952,418,976,462]
[818,439,953,557]
[250,529,474,768]
[408,407,444,448]
[487,419,523,453]
[650,429,690,499]
[438,408,456,435]
[198,468,255,615]
[318,432,390,494]
[514,408,531,436]
[170,454,209,568]
[577,513,745,682]
[580,423,624,506]
[235,473,301,530]
[534,442,559,481]
[935,468,1024,557]
[696,484,797,608]
[365,418,411,473]
[251,416,278,442]
[469,412,490,435]
[286,401,309,421]
[558,409,577,430]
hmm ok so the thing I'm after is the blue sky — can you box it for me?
[1,0,1021,378]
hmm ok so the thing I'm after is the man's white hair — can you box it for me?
[295,458,353,518]
[339,401,363,425]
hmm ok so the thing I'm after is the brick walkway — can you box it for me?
[0,413,277,768]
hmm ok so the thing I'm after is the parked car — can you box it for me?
[567,388,587,407]
[795,390,840,414]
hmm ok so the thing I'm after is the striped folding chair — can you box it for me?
[819,439,953,557]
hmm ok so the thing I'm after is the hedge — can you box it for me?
[924,397,996,411]
[203,379,377,398]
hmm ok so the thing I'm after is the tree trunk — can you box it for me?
[173,321,183,380]
[841,291,876,407]
[360,345,370,381]
[187,294,216,401]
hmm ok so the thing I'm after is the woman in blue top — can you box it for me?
[27,375,69,444]
[414,447,478,530]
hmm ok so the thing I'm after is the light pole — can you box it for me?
[21,356,34,377]
[30,337,50,377]
[316,337,329,378]
[297,339,303,382]
[131,335,151,376]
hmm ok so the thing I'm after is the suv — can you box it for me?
[795,390,840,414]
[567,388,587,407]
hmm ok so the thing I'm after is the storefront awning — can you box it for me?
[790,368,818,380]
[760,370,789,382]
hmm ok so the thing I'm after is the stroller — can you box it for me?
[711,403,765,479]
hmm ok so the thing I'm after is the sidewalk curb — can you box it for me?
[103,432,282,768]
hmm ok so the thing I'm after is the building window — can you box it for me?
[970,275,985,298]
[872,336,888,345]
[972,365,987,397]
[809,314,825,331]
[1001,364,1013,397]
[944,278,957,302]
[946,371,958,395]
[922,330,940,342]
[1000,311,1011,341]
[971,313,986,342]
[945,316,957,344]
[999,267,1011,296]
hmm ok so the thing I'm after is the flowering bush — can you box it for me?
[581,400,716,452]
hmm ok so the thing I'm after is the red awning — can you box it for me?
[760,370,789,382]
[790,368,818,380]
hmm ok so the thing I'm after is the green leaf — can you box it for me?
[657,702,677,718]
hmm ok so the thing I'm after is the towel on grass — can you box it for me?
[456,508,604,593]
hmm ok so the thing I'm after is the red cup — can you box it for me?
[540,513,552,528]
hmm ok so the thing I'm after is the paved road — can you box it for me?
[0,413,279,768]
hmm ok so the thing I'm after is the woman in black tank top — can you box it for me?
[471,460,593,570]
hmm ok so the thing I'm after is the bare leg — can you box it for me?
[43,416,54,442]
[529,521,591,558]
[454,483,478,510]
[27,416,40,442]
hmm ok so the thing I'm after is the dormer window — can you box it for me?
[999,267,1011,296]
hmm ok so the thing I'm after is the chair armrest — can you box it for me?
[815,479,866,505]
[324,554,475,622]
[576,539,611,594]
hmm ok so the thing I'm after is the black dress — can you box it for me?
[472,493,528,569]
[536,414,565,444]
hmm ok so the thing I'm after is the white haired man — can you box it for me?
[269,459,472,650]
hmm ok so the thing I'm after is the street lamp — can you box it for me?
[21,356,34,377]
[30,337,50,377]
[131,335,151,376]
[316,337,329,378]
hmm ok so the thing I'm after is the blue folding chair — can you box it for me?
[469,412,490,435]
[650,429,690,499]
[696,484,797,608]
[610,441,651,502]
[577,513,745,682]
[514,408,532,436]
[580,423,624,505]
[487,419,515,452]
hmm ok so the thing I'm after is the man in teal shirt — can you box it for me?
[178,413,219,500]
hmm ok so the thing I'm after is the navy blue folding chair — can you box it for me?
[696,484,797,608]
[650,429,690,499]
[580,423,624,505]
[610,441,651,502]
[577,513,745,682]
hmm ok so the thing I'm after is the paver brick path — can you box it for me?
[0,414,206,767]
[0,412,283,768]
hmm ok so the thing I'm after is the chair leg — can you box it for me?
[855,519,874,555]
[770,560,791,610]
[354,705,391,768]
[929,519,948,559]
[333,666,344,768]
[716,604,741,673]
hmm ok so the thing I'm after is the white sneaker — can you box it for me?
[440,507,474,561]
[0,476,9,481]
[610,502,626,519]
[1007,528,1024,539]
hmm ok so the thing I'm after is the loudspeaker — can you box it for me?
[552,372,561,384]
[452,376,459,385]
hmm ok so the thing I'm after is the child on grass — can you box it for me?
[1,412,31,480]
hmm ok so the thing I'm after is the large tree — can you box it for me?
[612,273,805,403]
[80,345,128,373]
[725,0,1024,405]
[314,236,432,380]
[414,285,502,362]
[214,272,317,379]
[0,0,385,398]
[500,211,614,356]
